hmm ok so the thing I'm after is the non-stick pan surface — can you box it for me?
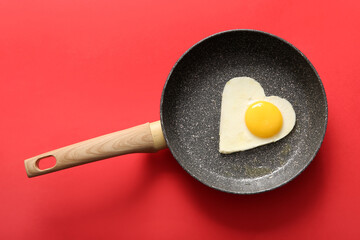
[161,30,327,194]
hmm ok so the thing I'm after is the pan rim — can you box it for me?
[160,29,328,194]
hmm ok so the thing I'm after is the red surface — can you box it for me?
[1,0,359,239]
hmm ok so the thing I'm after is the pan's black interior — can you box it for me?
[160,30,327,194]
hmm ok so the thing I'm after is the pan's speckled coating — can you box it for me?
[160,30,327,194]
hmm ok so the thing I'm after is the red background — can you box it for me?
[1,0,359,239]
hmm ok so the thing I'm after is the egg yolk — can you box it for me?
[245,101,283,138]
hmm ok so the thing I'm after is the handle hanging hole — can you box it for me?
[36,156,57,170]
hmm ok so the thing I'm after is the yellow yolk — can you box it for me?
[245,101,283,138]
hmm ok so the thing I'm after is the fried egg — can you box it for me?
[219,77,296,154]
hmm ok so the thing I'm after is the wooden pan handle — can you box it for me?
[24,121,167,177]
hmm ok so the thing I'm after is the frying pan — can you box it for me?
[24,30,328,194]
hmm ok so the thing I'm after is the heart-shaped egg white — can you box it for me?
[219,77,296,153]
